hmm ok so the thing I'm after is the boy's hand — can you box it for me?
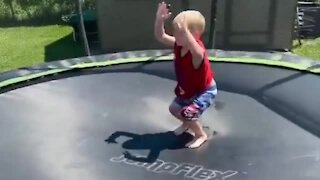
[156,2,171,21]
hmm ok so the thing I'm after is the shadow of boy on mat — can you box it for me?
[105,131,194,163]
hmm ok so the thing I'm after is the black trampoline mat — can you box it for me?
[1,71,320,180]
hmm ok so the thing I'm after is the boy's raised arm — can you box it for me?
[154,2,175,47]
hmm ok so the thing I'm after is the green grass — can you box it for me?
[0,25,85,73]
[292,38,320,61]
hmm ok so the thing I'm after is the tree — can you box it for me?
[3,0,15,20]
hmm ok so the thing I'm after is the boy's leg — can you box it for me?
[169,98,185,122]
[180,86,218,148]
[179,103,208,148]
[169,97,189,135]
[185,120,208,148]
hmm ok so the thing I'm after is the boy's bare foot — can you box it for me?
[173,123,188,135]
[186,134,208,149]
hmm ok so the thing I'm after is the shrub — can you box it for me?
[0,0,95,26]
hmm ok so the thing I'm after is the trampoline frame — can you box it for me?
[0,49,319,90]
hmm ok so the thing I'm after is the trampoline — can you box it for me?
[1,49,320,180]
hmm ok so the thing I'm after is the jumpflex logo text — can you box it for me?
[110,155,239,180]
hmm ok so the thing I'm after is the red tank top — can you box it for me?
[173,38,214,99]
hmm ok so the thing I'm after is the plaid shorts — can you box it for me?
[173,84,218,121]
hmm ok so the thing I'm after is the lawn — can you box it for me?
[0,25,320,74]
[0,25,85,73]
[292,38,320,61]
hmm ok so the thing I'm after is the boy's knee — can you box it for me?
[169,103,180,116]
[169,99,184,112]
[169,103,175,114]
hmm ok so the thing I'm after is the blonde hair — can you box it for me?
[173,10,206,34]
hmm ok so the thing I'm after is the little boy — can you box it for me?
[154,2,218,148]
